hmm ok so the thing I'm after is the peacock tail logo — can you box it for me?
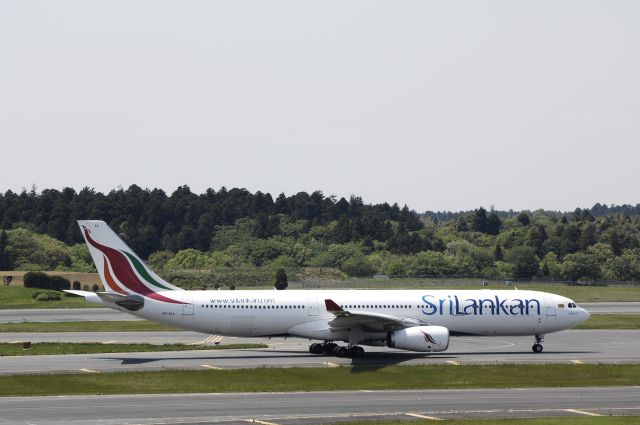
[420,331,437,345]
[82,226,185,304]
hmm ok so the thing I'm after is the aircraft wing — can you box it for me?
[324,299,425,332]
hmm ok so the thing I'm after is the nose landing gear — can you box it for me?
[532,334,544,353]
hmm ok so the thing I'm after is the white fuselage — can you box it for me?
[110,289,589,346]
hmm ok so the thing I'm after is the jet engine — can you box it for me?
[386,325,450,352]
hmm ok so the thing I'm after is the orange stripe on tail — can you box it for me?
[103,255,127,294]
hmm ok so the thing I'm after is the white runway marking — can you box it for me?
[245,419,281,425]
[406,412,443,420]
[200,364,222,370]
[564,408,602,416]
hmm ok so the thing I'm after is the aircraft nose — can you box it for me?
[582,308,590,321]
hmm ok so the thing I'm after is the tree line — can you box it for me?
[0,185,421,259]
[1,186,640,283]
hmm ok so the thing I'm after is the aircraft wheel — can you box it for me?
[323,342,338,354]
[532,343,543,353]
[334,346,349,357]
[349,346,365,357]
[309,343,324,355]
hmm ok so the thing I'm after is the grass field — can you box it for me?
[325,418,640,425]
[0,320,180,332]
[0,286,94,309]
[0,364,638,396]
[575,314,640,329]
[0,342,266,356]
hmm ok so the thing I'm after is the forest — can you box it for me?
[1,185,640,286]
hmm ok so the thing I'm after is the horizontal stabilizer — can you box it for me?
[96,292,145,311]
[63,290,105,306]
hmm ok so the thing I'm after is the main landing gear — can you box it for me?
[309,342,365,358]
[532,334,544,353]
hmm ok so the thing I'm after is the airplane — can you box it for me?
[66,220,591,357]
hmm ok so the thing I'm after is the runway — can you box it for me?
[1,330,639,375]
[0,302,637,323]
[0,308,140,323]
[1,386,639,425]
[581,302,640,314]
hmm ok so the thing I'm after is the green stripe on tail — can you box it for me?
[123,251,173,291]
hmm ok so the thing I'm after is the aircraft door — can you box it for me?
[182,296,194,317]
[307,298,319,316]
[545,296,556,317]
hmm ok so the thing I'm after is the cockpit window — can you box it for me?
[567,302,577,308]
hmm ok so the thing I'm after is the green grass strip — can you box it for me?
[575,314,640,329]
[0,342,266,356]
[0,320,180,332]
[327,418,640,425]
[1,364,639,397]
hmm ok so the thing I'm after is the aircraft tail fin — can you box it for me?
[78,220,183,298]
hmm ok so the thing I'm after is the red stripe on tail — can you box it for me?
[83,226,184,304]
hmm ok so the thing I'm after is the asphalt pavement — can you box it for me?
[1,387,639,425]
[1,330,638,375]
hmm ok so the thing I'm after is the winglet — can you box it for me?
[325,299,344,314]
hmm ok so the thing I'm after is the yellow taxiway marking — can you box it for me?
[446,360,460,366]
[323,361,340,368]
[406,412,443,421]
[79,368,101,373]
[206,335,224,344]
[564,409,602,417]
[200,364,222,370]
[570,359,584,365]
[245,420,281,425]
[190,335,224,346]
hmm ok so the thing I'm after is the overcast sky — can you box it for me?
[1,1,639,213]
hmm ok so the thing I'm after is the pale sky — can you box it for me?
[1,1,639,212]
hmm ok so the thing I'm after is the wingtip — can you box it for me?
[324,299,344,313]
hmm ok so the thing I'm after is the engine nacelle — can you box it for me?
[386,326,450,352]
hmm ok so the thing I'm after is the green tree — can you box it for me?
[455,216,469,232]
[539,252,561,279]
[407,251,451,275]
[603,249,640,281]
[0,230,12,271]
[341,255,374,277]
[526,224,548,257]
[486,212,502,235]
[504,246,539,278]
[274,268,288,290]
[147,250,175,271]
[471,208,488,233]
[560,252,600,281]
[517,212,530,226]
[165,249,210,270]
[494,243,503,261]
[445,240,494,275]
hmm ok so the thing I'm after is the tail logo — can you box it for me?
[421,331,437,345]
[83,226,185,304]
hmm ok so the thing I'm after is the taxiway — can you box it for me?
[1,387,639,425]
